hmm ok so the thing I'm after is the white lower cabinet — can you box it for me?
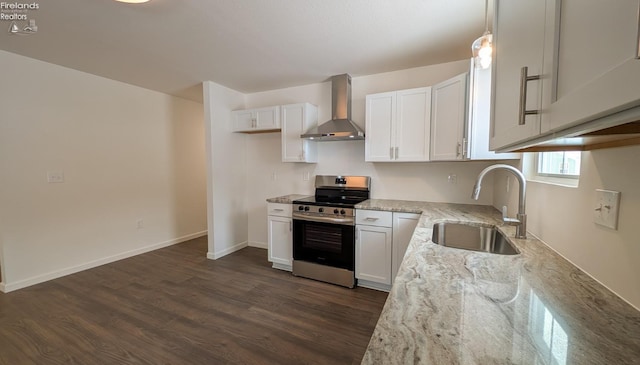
[267,203,292,271]
[356,210,420,291]
[391,212,420,283]
[356,220,393,290]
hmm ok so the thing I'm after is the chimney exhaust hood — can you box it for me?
[301,74,365,141]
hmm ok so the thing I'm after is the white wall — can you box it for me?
[0,50,207,290]
[243,61,509,248]
[494,147,640,309]
[202,81,249,258]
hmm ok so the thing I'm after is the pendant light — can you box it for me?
[472,0,493,69]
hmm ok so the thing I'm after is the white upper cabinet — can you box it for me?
[542,0,640,133]
[430,73,468,161]
[232,106,280,132]
[281,103,318,163]
[365,87,432,162]
[365,92,395,161]
[430,63,519,161]
[490,0,548,150]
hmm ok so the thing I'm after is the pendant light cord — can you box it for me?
[483,0,489,35]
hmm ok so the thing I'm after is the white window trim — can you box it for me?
[523,153,580,188]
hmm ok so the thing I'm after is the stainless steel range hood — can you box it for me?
[301,74,365,141]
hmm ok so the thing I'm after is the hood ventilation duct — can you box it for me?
[301,74,365,141]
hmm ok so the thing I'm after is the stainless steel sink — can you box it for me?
[431,223,519,255]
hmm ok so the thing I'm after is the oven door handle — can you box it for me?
[292,215,355,225]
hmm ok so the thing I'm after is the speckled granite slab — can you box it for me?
[265,194,310,204]
[360,200,640,365]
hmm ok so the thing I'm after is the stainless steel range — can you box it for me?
[292,175,371,288]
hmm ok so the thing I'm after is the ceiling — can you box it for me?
[0,0,491,102]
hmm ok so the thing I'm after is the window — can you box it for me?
[537,151,581,178]
[529,292,569,365]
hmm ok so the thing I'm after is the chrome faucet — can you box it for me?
[472,164,527,239]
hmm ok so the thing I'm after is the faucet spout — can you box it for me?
[472,164,527,239]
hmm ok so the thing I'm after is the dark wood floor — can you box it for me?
[0,237,388,365]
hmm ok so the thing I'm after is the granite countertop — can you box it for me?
[358,199,640,365]
[266,194,309,204]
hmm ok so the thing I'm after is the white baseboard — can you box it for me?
[272,263,292,272]
[248,241,267,249]
[357,279,391,293]
[0,283,5,293]
[1,230,208,293]
[207,240,248,260]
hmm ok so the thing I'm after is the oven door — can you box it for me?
[292,219,355,271]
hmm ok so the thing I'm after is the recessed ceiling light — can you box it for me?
[115,0,151,3]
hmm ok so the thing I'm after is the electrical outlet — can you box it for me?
[594,189,621,229]
[303,172,310,181]
[47,170,64,183]
[137,220,144,229]
[271,172,277,181]
[447,174,457,185]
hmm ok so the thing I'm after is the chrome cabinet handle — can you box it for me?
[462,138,468,159]
[395,147,399,159]
[273,209,284,212]
[518,66,541,125]
[364,217,379,221]
[289,221,292,231]
[456,142,462,157]
[390,147,394,160]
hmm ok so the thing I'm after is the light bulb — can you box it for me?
[479,55,492,69]
[472,33,493,69]
[478,43,492,59]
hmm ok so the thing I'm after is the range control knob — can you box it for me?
[298,206,304,211]
[333,209,339,214]
[340,209,346,215]
[318,208,324,213]
[304,206,310,211]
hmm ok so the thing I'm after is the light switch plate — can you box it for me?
[594,189,621,229]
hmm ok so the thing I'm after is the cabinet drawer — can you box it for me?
[267,203,292,217]
[356,210,393,227]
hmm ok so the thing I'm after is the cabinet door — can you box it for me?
[232,110,254,131]
[430,74,467,161]
[267,215,292,270]
[490,0,547,150]
[391,213,420,283]
[542,0,640,133]
[396,87,431,162]
[255,107,280,130]
[355,225,392,285]
[281,103,317,163]
[365,92,396,162]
